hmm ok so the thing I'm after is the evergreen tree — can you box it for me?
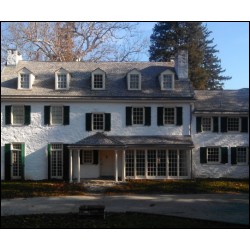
[149,22,231,89]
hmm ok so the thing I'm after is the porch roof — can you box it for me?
[68,132,194,149]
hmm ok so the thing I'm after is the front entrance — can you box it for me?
[100,150,115,177]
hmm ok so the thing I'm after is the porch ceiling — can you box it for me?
[68,132,194,149]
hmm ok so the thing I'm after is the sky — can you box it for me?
[138,22,249,90]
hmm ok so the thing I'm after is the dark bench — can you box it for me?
[79,205,105,219]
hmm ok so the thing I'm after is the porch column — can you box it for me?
[115,150,118,182]
[77,149,80,183]
[69,149,73,183]
[122,150,125,181]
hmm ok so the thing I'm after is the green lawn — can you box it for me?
[1,179,248,199]
[1,212,247,229]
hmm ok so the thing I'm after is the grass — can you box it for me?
[1,212,248,229]
[1,179,249,199]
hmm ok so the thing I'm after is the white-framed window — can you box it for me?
[11,143,22,179]
[51,106,63,125]
[55,68,70,90]
[207,147,220,163]
[128,73,141,90]
[50,143,63,178]
[162,74,173,89]
[57,74,67,89]
[132,107,144,125]
[201,117,212,131]
[20,74,30,89]
[81,150,93,164]
[12,105,24,125]
[237,147,248,164]
[227,117,240,132]
[92,113,105,131]
[164,107,175,125]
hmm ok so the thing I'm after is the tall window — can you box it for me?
[237,147,247,164]
[51,144,63,178]
[20,74,29,89]
[12,106,24,125]
[132,107,144,125]
[11,144,22,178]
[93,74,104,89]
[92,113,105,131]
[162,74,173,89]
[129,74,140,90]
[57,74,67,89]
[51,106,63,125]
[227,117,240,132]
[164,108,175,125]
[201,117,212,131]
[207,147,220,163]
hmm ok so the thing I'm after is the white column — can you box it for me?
[122,150,126,181]
[77,149,80,183]
[115,150,118,182]
[69,149,73,183]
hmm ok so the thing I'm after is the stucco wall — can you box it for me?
[1,102,191,180]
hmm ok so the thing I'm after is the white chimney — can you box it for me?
[7,49,22,66]
[175,50,188,80]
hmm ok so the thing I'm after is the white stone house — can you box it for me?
[1,49,249,182]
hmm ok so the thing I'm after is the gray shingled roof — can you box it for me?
[69,132,194,148]
[1,61,194,100]
[194,89,249,113]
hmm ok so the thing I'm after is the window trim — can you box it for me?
[17,70,34,90]
[163,107,176,126]
[91,69,106,90]
[227,117,241,132]
[81,150,94,164]
[55,71,70,90]
[50,105,64,125]
[11,105,25,125]
[50,143,64,179]
[127,72,141,90]
[236,146,249,165]
[206,147,221,164]
[91,112,105,131]
[159,70,175,90]
[201,117,213,132]
[132,107,145,126]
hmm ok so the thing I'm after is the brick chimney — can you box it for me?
[175,50,188,80]
[7,49,22,66]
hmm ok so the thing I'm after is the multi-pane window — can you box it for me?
[162,74,173,89]
[20,74,29,88]
[132,107,144,125]
[51,106,63,125]
[164,108,175,125]
[179,150,187,176]
[57,74,67,89]
[201,117,212,131]
[227,117,240,132]
[129,74,140,89]
[93,74,104,89]
[51,144,63,178]
[237,147,247,164]
[207,147,220,163]
[157,150,167,176]
[12,144,22,178]
[92,113,105,131]
[136,150,145,176]
[125,150,134,177]
[12,106,24,125]
[82,150,93,164]
[168,150,178,176]
[147,150,157,176]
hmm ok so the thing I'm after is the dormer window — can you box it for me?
[92,68,106,90]
[17,67,34,90]
[159,69,175,90]
[127,69,141,90]
[55,68,70,90]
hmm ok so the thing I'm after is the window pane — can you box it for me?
[51,106,63,125]
[130,74,139,89]
[201,117,211,131]
[169,150,177,176]
[237,147,247,163]
[157,150,166,176]
[83,150,93,164]
[164,108,175,125]
[94,74,103,89]
[20,74,29,88]
[57,74,67,89]
[228,118,239,131]
[163,74,172,89]
[136,150,145,176]
[12,106,24,125]
[12,144,22,177]
[179,150,188,176]
[51,143,63,178]
[93,114,104,131]
[132,107,144,125]
[147,150,156,176]
[125,150,134,177]
[207,148,219,163]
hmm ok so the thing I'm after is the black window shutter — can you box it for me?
[196,117,202,133]
[93,150,99,164]
[44,106,51,125]
[200,147,207,164]
[241,117,248,132]
[213,117,219,132]
[126,107,132,126]
[221,147,228,164]
[63,144,69,181]
[221,117,227,132]
[21,143,25,180]
[144,107,151,126]
[231,147,237,165]
[5,105,12,125]
[5,143,11,181]
[157,107,164,126]
[176,107,183,126]
[48,144,51,180]
[63,106,70,125]
[24,106,31,125]
[86,113,92,131]
[105,113,111,131]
